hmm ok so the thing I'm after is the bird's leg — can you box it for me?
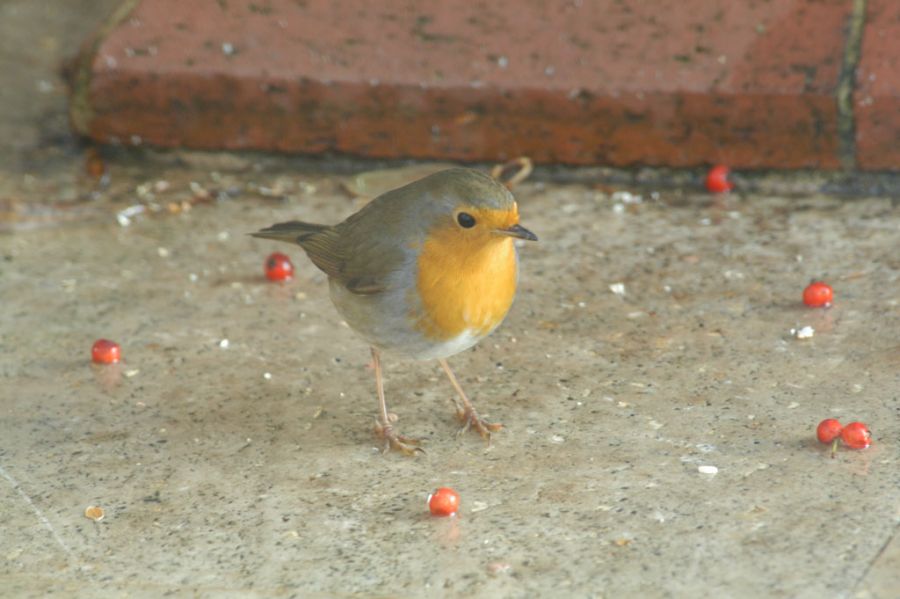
[438,358,503,441]
[371,347,423,455]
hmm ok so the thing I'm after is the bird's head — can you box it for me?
[416,168,537,249]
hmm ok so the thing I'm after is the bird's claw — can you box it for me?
[456,408,503,442]
[375,422,424,456]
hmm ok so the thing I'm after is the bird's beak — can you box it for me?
[495,223,538,241]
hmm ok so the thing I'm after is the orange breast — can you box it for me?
[414,231,517,341]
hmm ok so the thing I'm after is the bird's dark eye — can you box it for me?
[457,212,476,228]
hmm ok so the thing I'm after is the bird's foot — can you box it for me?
[374,421,424,456]
[456,407,503,442]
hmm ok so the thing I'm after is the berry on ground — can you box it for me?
[705,165,734,193]
[428,487,460,517]
[803,281,833,307]
[91,339,121,364]
[840,422,872,449]
[264,252,294,281]
[816,418,843,444]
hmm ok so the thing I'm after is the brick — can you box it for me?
[70,0,852,168]
[856,0,900,171]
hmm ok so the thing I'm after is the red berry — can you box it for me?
[705,165,734,193]
[91,339,121,364]
[840,422,871,449]
[803,281,833,307]
[264,252,294,281]
[428,487,460,517]
[816,418,843,444]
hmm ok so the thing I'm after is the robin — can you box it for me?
[252,168,537,454]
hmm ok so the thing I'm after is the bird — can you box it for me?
[252,168,537,455]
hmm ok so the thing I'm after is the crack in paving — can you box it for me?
[0,463,75,562]
[852,520,900,595]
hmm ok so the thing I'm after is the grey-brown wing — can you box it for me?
[284,177,431,295]
[336,220,412,295]
[301,221,408,296]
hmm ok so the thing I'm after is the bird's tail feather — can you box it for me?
[251,221,329,245]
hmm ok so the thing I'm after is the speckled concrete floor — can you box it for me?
[1,164,898,598]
